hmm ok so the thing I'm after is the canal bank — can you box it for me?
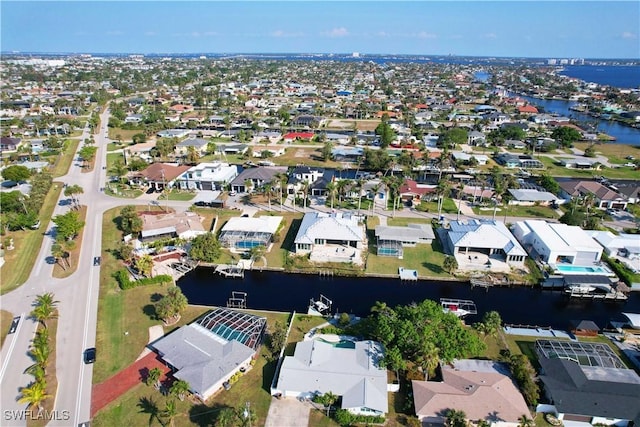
[177,268,639,330]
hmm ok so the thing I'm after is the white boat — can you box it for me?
[566,285,596,294]
[308,294,332,316]
[441,298,477,318]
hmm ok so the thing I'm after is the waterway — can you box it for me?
[178,268,639,330]
[513,94,640,146]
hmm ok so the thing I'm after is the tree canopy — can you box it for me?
[52,211,85,240]
[1,165,31,182]
[188,232,222,262]
[551,126,582,147]
[362,299,485,370]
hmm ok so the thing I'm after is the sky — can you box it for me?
[1,1,639,59]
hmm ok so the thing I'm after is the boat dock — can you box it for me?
[227,291,247,309]
[215,263,245,278]
[564,288,628,301]
[308,294,332,316]
[441,298,477,317]
[399,267,418,281]
[470,278,492,290]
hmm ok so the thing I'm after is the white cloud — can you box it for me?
[621,31,637,39]
[416,31,437,39]
[270,30,304,38]
[203,31,218,37]
[483,33,497,39]
[322,27,349,38]
[144,31,157,37]
[106,30,124,36]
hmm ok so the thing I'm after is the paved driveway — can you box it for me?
[264,397,311,427]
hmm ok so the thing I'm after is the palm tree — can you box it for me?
[215,407,238,427]
[64,184,84,210]
[456,181,465,221]
[18,381,51,416]
[445,409,467,427]
[371,182,382,215]
[300,181,310,211]
[51,243,65,270]
[146,367,162,388]
[262,182,273,210]
[110,159,129,184]
[418,341,440,379]
[135,254,154,278]
[31,293,59,329]
[25,363,46,383]
[355,178,365,215]
[162,399,178,427]
[274,173,288,212]
[436,180,451,219]
[326,181,337,210]
[518,414,534,427]
[170,379,190,401]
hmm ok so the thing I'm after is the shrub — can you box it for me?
[115,269,173,290]
[334,409,385,426]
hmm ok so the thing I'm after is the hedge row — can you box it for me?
[334,409,385,426]
[115,269,173,290]
[603,254,639,286]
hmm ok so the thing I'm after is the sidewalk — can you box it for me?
[91,352,171,417]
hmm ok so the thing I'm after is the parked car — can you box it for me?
[229,190,237,196]
[93,256,101,266]
[83,347,96,364]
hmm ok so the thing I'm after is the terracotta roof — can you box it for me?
[283,132,314,140]
[413,361,529,422]
[518,105,539,114]
[399,179,435,196]
[139,163,190,182]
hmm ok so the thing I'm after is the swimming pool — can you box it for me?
[556,264,609,275]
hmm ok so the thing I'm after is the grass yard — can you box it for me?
[51,138,80,177]
[108,128,143,142]
[52,205,87,278]
[415,198,459,215]
[539,155,640,179]
[166,190,196,201]
[106,142,124,152]
[252,211,304,269]
[473,204,559,219]
[0,182,63,294]
[574,142,640,164]
[271,147,341,168]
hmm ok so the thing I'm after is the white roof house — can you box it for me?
[586,231,640,259]
[512,220,603,266]
[451,151,489,165]
[508,188,558,206]
[177,162,238,191]
[140,211,205,242]
[294,213,365,264]
[440,219,527,267]
[274,339,389,416]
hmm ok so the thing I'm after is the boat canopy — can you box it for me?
[622,313,640,329]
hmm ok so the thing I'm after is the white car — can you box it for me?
[229,191,237,196]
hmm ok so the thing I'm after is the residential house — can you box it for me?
[176,162,238,191]
[283,132,314,143]
[0,137,20,152]
[157,129,191,139]
[467,130,486,146]
[332,146,364,162]
[273,338,389,416]
[517,105,539,115]
[508,188,559,206]
[175,138,209,157]
[606,180,640,204]
[152,308,266,401]
[287,165,328,196]
[412,359,530,425]
[495,153,544,169]
[452,151,489,165]
[374,223,435,258]
[217,143,248,155]
[124,114,143,123]
[253,147,285,158]
[230,166,288,193]
[399,179,436,203]
[219,216,283,251]
[294,212,365,264]
[29,139,44,153]
[439,219,527,269]
[512,220,603,265]
[139,211,205,242]
[557,179,628,210]
[558,158,601,170]
[535,339,640,426]
[135,163,190,191]
[586,230,640,274]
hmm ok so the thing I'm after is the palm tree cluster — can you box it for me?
[19,293,59,416]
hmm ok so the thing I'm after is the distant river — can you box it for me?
[178,269,639,330]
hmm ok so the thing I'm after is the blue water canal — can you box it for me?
[177,269,640,330]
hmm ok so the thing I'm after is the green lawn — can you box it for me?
[473,204,559,219]
[51,138,80,177]
[106,142,124,152]
[415,199,458,215]
[166,190,196,201]
[365,240,451,278]
[0,182,63,294]
[106,152,124,170]
[539,155,640,179]
[253,211,304,269]
[108,128,143,142]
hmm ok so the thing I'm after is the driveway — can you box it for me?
[264,397,311,427]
